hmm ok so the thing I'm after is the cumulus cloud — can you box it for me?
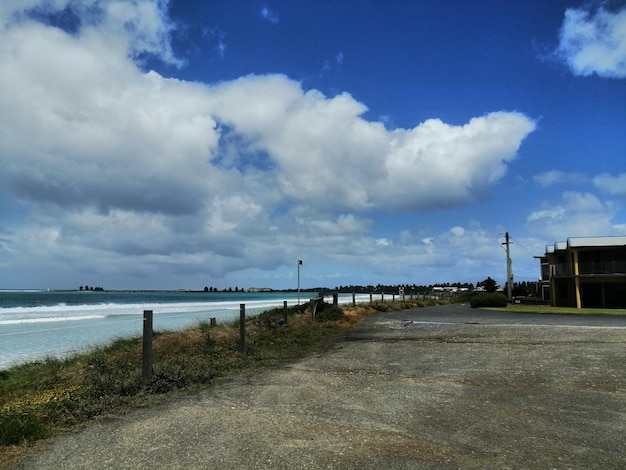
[3,0,182,66]
[526,191,621,240]
[0,0,537,288]
[555,4,626,78]
[594,172,626,196]
[381,113,536,210]
[533,170,588,187]
[206,78,535,212]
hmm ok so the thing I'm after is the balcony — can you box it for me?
[552,261,626,277]
[551,264,572,276]
[578,261,626,275]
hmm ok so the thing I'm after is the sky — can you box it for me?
[0,0,625,291]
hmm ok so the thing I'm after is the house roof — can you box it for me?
[567,236,626,248]
[546,235,626,254]
[555,241,567,250]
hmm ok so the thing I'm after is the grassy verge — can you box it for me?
[0,298,446,468]
[484,304,626,316]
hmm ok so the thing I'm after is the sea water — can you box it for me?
[0,290,365,370]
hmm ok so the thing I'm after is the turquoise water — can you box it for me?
[0,290,360,369]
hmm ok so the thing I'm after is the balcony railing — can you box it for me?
[551,264,572,276]
[551,261,626,277]
[578,261,626,275]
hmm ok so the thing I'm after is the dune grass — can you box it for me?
[0,298,445,467]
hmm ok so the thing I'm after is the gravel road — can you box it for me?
[17,304,626,469]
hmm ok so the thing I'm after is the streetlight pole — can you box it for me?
[297,259,302,304]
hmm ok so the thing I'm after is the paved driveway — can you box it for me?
[376,302,626,326]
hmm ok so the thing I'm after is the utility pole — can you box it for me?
[502,232,513,301]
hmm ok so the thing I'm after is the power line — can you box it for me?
[509,235,541,257]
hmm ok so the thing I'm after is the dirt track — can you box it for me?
[18,304,626,469]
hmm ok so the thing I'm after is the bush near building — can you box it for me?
[470,293,508,308]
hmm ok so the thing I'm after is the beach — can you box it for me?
[0,290,365,370]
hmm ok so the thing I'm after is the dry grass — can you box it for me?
[209,324,240,345]
[338,305,378,326]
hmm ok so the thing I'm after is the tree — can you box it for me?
[481,277,498,293]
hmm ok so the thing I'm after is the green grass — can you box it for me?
[0,298,448,467]
[484,304,626,316]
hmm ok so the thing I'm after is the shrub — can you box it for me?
[470,293,508,308]
[254,303,308,330]
[0,411,48,445]
[254,308,285,330]
[198,321,217,349]
[315,305,343,322]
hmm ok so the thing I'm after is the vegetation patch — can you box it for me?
[470,293,508,308]
[0,298,452,467]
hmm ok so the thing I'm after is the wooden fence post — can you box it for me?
[142,310,153,381]
[369,293,373,303]
[283,300,288,325]
[239,304,246,354]
[333,292,338,307]
[352,292,356,306]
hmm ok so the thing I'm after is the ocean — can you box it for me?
[0,290,363,370]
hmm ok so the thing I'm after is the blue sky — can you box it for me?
[0,0,625,290]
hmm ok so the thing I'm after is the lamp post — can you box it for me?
[297,259,303,304]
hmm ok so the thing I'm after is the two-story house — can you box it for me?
[542,236,626,308]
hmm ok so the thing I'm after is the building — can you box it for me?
[535,254,550,301]
[542,236,626,308]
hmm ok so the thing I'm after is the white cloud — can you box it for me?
[555,4,626,78]
[206,78,535,212]
[533,170,588,187]
[450,226,465,237]
[2,0,182,66]
[594,172,626,196]
[261,7,279,24]
[0,1,537,288]
[375,238,392,247]
[526,191,621,240]
[357,224,522,286]
[381,113,536,210]
[0,21,218,214]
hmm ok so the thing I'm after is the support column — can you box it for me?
[573,250,582,309]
